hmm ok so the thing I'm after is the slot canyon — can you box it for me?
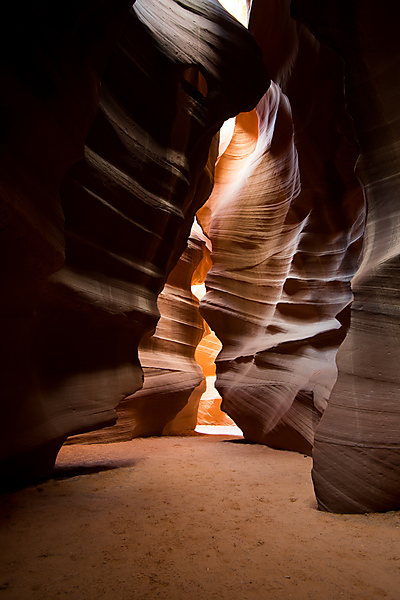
[0,0,400,597]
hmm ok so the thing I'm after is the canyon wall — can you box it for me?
[0,0,135,483]
[199,2,365,456]
[291,0,400,512]
[1,0,399,512]
[199,0,399,512]
[67,224,208,444]
[0,0,268,484]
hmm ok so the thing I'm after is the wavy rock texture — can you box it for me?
[0,0,134,483]
[147,226,209,436]
[291,0,400,512]
[67,225,208,444]
[0,0,268,483]
[199,1,365,456]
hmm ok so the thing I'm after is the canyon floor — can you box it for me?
[1,430,399,600]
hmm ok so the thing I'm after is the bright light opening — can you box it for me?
[218,0,249,27]
[192,283,206,302]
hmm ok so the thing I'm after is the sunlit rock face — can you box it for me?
[0,0,268,483]
[291,0,400,512]
[199,1,365,456]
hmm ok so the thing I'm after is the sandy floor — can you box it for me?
[1,432,399,600]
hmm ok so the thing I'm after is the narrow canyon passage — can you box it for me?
[2,0,399,515]
[1,433,399,600]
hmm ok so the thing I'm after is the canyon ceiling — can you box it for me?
[0,0,399,513]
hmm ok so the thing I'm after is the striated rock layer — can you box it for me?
[292,0,400,512]
[67,224,208,444]
[0,0,134,483]
[199,0,365,456]
[0,0,268,483]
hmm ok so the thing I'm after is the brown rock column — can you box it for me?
[199,1,364,454]
[292,0,400,512]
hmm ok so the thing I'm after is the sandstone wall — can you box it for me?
[292,0,400,512]
[67,224,208,443]
[199,2,365,457]
[0,0,268,484]
[1,0,399,513]
[0,0,134,483]
[199,0,399,512]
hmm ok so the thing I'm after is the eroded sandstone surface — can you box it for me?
[1,0,399,513]
[292,0,400,512]
[197,0,399,512]
[199,3,365,457]
[0,0,268,483]
[67,224,208,444]
[0,0,135,483]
